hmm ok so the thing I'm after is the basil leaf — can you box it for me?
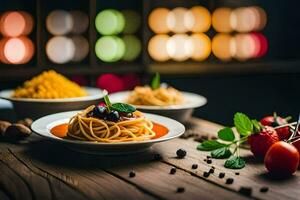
[111,103,136,113]
[218,127,235,141]
[197,140,226,151]
[211,147,232,159]
[234,112,253,136]
[224,156,245,169]
[151,73,160,90]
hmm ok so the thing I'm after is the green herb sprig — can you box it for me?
[197,112,257,169]
[151,73,160,90]
[103,94,136,113]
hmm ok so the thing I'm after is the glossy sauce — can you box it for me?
[151,122,169,139]
[51,122,169,139]
[51,123,68,138]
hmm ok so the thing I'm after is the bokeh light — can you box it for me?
[252,6,267,31]
[167,7,194,33]
[71,35,89,62]
[186,6,211,33]
[122,35,141,61]
[230,7,257,33]
[95,36,125,62]
[46,36,75,64]
[166,34,193,61]
[212,8,233,33]
[46,10,73,35]
[0,11,34,37]
[148,8,170,34]
[0,37,34,64]
[70,10,89,34]
[95,9,125,35]
[190,33,211,61]
[250,32,268,58]
[122,10,141,34]
[212,33,235,61]
[148,34,170,62]
[233,33,256,60]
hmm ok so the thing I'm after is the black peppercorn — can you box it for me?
[207,159,212,164]
[218,172,225,178]
[209,168,214,174]
[260,187,269,193]
[203,171,210,177]
[226,178,234,184]
[176,149,186,159]
[170,167,176,174]
[235,172,240,175]
[191,164,198,169]
[129,171,135,178]
[176,187,185,193]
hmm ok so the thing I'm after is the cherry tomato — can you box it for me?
[260,115,291,140]
[264,141,299,176]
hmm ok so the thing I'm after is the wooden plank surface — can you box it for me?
[0,118,298,200]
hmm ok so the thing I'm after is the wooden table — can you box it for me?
[0,118,299,200]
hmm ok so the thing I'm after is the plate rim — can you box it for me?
[31,110,186,146]
[109,91,207,110]
[0,87,104,103]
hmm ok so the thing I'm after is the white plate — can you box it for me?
[109,91,207,110]
[31,111,185,155]
[0,87,103,102]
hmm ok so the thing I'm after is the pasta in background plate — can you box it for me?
[126,86,184,106]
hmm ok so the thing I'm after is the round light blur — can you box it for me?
[0,11,34,37]
[212,8,233,33]
[186,6,211,33]
[1,37,34,64]
[212,33,235,61]
[148,34,170,62]
[230,7,257,33]
[166,34,193,61]
[233,33,256,60]
[167,7,194,33]
[190,33,211,61]
[148,8,170,34]
[46,36,75,64]
[46,10,73,35]
[252,6,267,31]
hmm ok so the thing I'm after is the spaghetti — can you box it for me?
[67,105,156,143]
[126,86,184,106]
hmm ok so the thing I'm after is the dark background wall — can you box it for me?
[163,73,299,125]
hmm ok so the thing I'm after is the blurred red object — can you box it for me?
[122,74,140,90]
[71,75,88,86]
[255,33,268,58]
[96,74,124,93]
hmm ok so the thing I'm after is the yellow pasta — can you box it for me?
[126,86,184,106]
[13,70,87,99]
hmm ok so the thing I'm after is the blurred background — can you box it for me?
[0,0,299,124]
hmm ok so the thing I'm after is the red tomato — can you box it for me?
[260,115,291,140]
[264,141,299,176]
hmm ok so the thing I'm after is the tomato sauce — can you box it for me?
[50,123,68,138]
[151,122,169,139]
[51,122,169,139]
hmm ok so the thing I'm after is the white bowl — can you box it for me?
[31,111,185,155]
[0,87,104,119]
[109,91,207,123]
